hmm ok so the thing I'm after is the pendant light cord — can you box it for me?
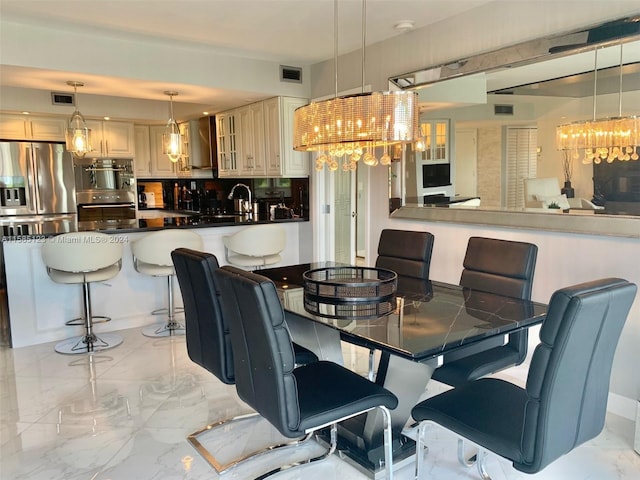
[592,48,598,121]
[334,0,338,99]
[618,42,623,117]
[361,0,366,92]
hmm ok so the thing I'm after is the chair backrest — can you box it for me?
[171,248,234,384]
[523,177,561,206]
[375,229,434,280]
[133,229,203,267]
[223,224,286,257]
[460,236,537,300]
[215,265,299,437]
[518,278,636,473]
[42,232,123,273]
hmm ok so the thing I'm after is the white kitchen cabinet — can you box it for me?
[86,120,135,158]
[264,96,309,177]
[134,125,152,177]
[134,125,179,178]
[237,102,265,176]
[148,125,177,177]
[0,114,66,142]
[282,97,310,177]
[216,112,239,177]
[216,97,309,179]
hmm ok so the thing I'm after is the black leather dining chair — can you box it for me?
[411,278,637,479]
[431,236,538,387]
[375,229,435,294]
[215,265,399,480]
[352,229,435,379]
[170,248,317,473]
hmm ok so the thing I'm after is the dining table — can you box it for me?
[256,262,548,479]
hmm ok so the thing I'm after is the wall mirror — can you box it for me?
[388,16,640,238]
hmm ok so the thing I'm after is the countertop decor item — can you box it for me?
[302,266,397,319]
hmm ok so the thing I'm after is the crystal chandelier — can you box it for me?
[65,81,92,158]
[293,0,420,172]
[556,45,639,164]
[162,91,183,163]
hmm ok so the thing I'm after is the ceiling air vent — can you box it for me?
[494,104,514,115]
[280,65,302,83]
[51,92,75,106]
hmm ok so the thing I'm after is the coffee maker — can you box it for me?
[137,185,147,209]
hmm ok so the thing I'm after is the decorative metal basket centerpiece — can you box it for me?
[302,266,397,320]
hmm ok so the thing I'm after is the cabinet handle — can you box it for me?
[105,140,109,155]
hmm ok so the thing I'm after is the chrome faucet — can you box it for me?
[227,183,252,214]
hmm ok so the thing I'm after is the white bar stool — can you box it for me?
[131,229,203,337]
[41,232,124,354]
[222,224,285,270]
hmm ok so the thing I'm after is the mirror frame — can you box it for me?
[389,15,640,239]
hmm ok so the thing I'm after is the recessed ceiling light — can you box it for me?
[203,111,209,116]
[22,111,30,115]
[103,116,110,121]
[394,20,414,32]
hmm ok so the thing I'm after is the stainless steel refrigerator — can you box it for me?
[0,141,77,235]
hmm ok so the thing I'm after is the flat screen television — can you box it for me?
[422,163,451,188]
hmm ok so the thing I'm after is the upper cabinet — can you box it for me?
[133,125,153,177]
[0,114,66,142]
[85,120,135,158]
[147,125,178,178]
[216,112,239,177]
[237,102,266,176]
[215,96,309,178]
[179,118,216,178]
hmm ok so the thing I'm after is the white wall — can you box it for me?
[310,1,640,96]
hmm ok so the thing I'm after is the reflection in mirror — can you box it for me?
[390,16,640,226]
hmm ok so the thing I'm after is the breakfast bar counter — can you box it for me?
[2,218,311,348]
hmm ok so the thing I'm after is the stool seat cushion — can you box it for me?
[227,253,281,268]
[134,262,175,277]
[132,230,203,268]
[47,263,121,285]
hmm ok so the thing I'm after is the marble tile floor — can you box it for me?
[1,325,639,480]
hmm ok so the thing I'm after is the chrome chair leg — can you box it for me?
[252,405,394,480]
[254,424,338,480]
[476,449,491,480]
[188,413,313,474]
[457,438,478,466]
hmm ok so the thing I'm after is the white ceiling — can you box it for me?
[0,0,494,117]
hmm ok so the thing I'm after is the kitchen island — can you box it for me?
[2,215,311,348]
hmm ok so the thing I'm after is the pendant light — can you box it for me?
[293,0,420,172]
[163,91,183,163]
[65,81,92,158]
[556,44,639,164]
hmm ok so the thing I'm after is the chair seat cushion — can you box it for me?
[228,253,281,267]
[293,360,398,434]
[293,343,318,365]
[412,378,527,463]
[431,344,522,386]
[135,261,175,277]
[47,263,121,284]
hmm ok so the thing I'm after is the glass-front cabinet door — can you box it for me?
[217,112,239,177]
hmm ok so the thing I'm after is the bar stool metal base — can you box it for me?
[142,321,185,338]
[65,315,111,326]
[55,332,123,355]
